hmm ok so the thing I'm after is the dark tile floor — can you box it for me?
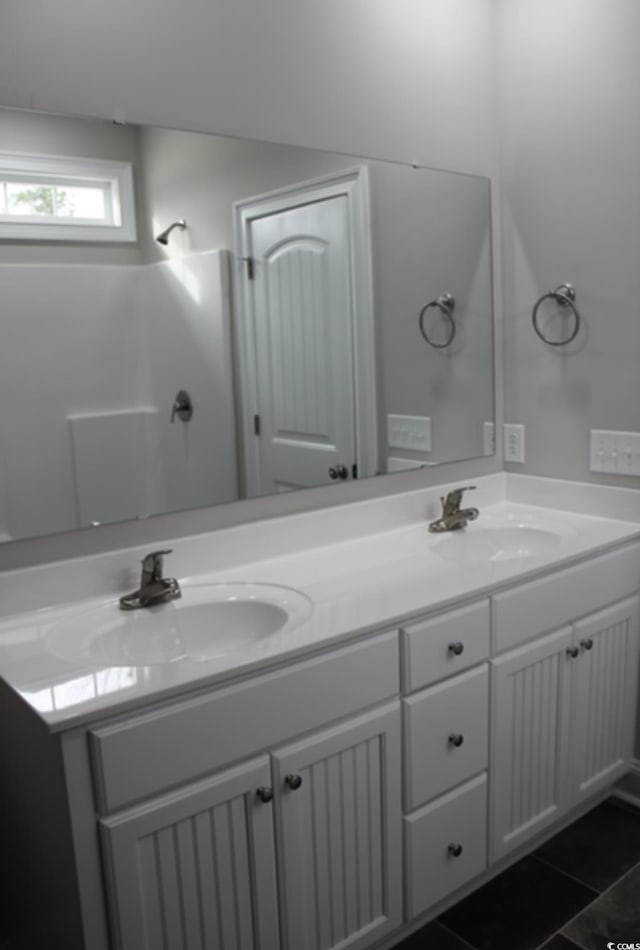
[395,797,640,950]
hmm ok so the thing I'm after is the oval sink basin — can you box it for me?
[46,582,313,667]
[433,525,563,563]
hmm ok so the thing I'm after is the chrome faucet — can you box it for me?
[119,549,182,610]
[428,486,479,533]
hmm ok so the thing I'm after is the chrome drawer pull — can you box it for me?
[448,843,463,858]
[448,733,464,748]
[448,642,464,656]
[285,774,303,790]
[256,786,273,803]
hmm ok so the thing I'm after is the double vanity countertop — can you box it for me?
[0,473,639,732]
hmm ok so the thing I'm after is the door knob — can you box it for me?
[566,646,579,659]
[448,733,464,748]
[448,642,464,656]
[448,843,463,858]
[256,786,273,803]
[329,464,348,481]
[285,774,303,790]
[580,638,594,651]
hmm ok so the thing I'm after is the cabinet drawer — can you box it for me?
[493,542,640,653]
[405,773,487,919]
[404,665,488,810]
[401,599,490,693]
[90,631,399,813]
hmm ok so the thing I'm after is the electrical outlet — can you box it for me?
[504,423,525,463]
[483,421,495,456]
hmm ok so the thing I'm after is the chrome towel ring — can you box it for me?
[532,283,581,346]
[419,292,456,348]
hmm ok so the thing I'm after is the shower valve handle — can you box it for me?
[171,390,194,423]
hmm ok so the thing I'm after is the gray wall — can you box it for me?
[0,108,144,265]
[497,0,640,490]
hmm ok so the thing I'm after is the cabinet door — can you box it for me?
[572,595,640,803]
[490,627,574,862]
[272,703,402,950]
[100,757,279,950]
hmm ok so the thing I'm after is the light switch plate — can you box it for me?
[590,429,640,476]
[504,423,525,463]
[387,414,431,453]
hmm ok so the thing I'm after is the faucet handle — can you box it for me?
[442,485,476,514]
[141,549,173,580]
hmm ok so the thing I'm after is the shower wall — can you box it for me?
[0,249,237,541]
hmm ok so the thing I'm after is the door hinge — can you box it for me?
[243,256,255,280]
[254,414,261,436]
[352,463,358,479]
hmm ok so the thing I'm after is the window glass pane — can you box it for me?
[6,182,59,216]
[55,185,108,220]
[3,181,109,221]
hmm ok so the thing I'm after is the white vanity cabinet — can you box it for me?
[491,554,640,861]
[100,756,280,950]
[91,633,403,950]
[400,600,491,920]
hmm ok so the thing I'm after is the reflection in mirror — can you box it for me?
[0,107,494,544]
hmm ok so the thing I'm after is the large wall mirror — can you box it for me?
[0,107,494,544]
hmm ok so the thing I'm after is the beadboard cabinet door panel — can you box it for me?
[572,596,640,802]
[100,757,279,950]
[272,703,402,950]
[490,626,574,862]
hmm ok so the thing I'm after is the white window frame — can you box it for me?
[0,152,137,243]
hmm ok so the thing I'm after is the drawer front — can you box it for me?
[404,665,488,810]
[405,773,487,919]
[90,631,399,813]
[493,542,640,653]
[401,599,490,693]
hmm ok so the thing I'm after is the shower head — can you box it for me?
[155,219,187,245]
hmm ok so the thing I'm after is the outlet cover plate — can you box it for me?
[504,423,525,463]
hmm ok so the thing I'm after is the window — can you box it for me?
[0,152,137,242]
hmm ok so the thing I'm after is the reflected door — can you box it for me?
[247,195,356,493]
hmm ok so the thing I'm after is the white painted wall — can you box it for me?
[496,0,640,488]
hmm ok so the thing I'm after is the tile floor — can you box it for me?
[395,798,640,950]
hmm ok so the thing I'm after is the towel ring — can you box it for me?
[532,283,581,346]
[419,292,456,349]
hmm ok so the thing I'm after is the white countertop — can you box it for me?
[0,475,639,731]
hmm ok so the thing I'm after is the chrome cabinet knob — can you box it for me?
[448,733,464,748]
[448,642,464,656]
[285,774,303,790]
[580,638,594,651]
[448,843,463,858]
[566,646,579,659]
[256,786,273,803]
